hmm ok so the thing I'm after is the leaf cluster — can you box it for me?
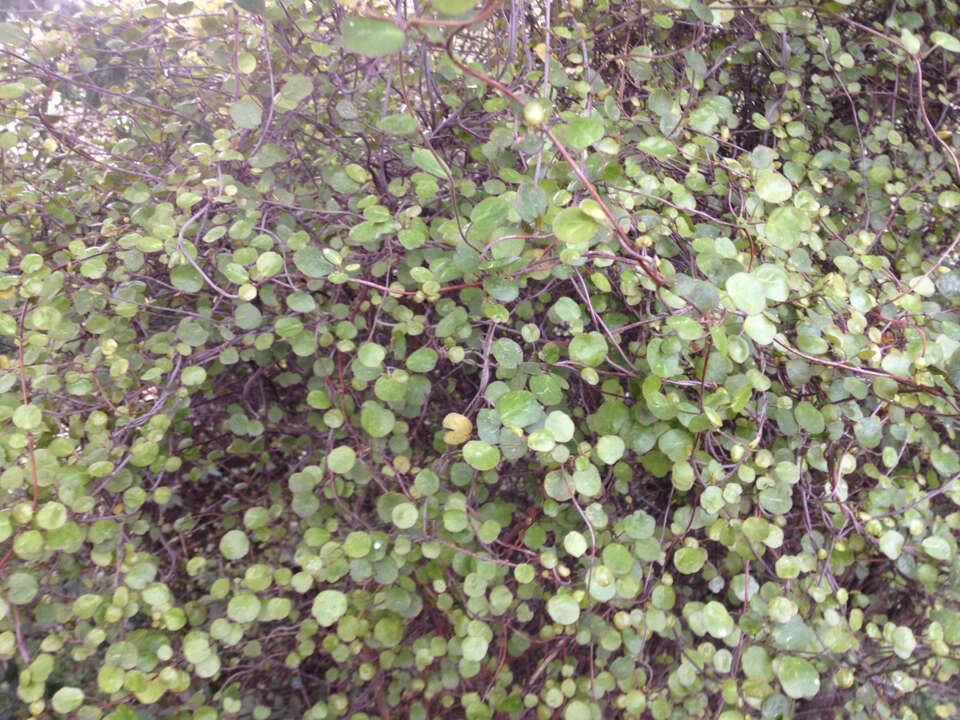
[1,1,960,719]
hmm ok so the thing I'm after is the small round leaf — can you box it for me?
[220,530,250,560]
[547,592,581,625]
[312,590,348,627]
[463,440,500,471]
[775,656,820,699]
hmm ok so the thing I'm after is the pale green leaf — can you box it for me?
[878,530,904,559]
[775,657,820,699]
[568,332,608,367]
[312,590,348,627]
[433,0,478,13]
[553,208,597,245]
[51,688,84,715]
[342,16,406,57]
[230,98,262,129]
[546,592,580,625]
[756,169,793,203]
[932,31,960,53]
[563,116,604,149]
[725,272,766,315]
[463,440,501,470]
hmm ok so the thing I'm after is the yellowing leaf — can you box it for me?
[442,412,473,444]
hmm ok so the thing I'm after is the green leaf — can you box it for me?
[278,74,313,107]
[250,143,288,169]
[516,183,547,223]
[358,342,386,367]
[443,509,468,532]
[702,601,735,639]
[220,530,250,560]
[378,114,418,134]
[672,460,695,491]
[602,544,633,574]
[312,590,348,627]
[853,417,882,449]
[878,530,904,559]
[171,264,204,293]
[574,465,601,496]
[938,190,960,209]
[229,98,262,129]
[468,196,510,242]
[463,440,501,471]
[775,656,820,699]
[374,615,404,647]
[794,401,824,434]
[342,16,406,57]
[294,247,333,277]
[900,28,922,54]
[36,502,67,530]
[765,206,803,249]
[545,411,575,442]
[755,264,789,302]
[564,700,593,720]
[406,347,438,372]
[98,665,124,694]
[227,593,262,623]
[234,303,262,330]
[7,571,38,604]
[411,148,449,177]
[0,22,28,45]
[756,169,793,203]
[932,447,960,476]
[775,556,800,579]
[527,429,556,452]
[553,207,597,245]
[563,531,588,557]
[700,486,724,514]
[327,446,356,474]
[921,536,952,560]
[568,332,608,367]
[183,632,212,664]
[432,0,478,13]
[256,251,283,276]
[12,404,42,430]
[51,687,84,715]
[673,546,707,574]
[344,531,372,557]
[462,635,489,661]
[725,272,766,315]
[492,337,523,368]
[932,31,960,53]
[30,305,62,330]
[496,390,542,427]
[0,82,25,99]
[743,314,776,345]
[892,626,916,658]
[546,592,581,625]
[234,0,265,13]
[181,366,207,386]
[563,116,604,149]
[391,502,418,529]
[237,52,256,73]
[637,135,677,160]
[360,401,396,437]
[769,596,798,623]
[596,436,625,464]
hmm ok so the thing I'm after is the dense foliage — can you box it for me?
[2,0,960,718]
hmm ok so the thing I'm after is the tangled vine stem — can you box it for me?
[0,1,959,719]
